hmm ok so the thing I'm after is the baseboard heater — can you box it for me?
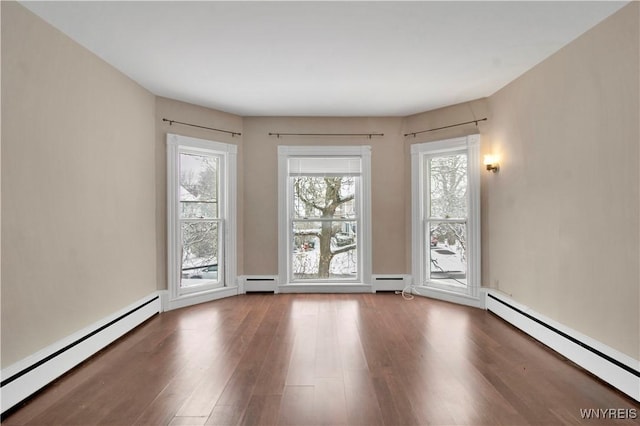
[243,276,277,293]
[486,292,640,402]
[1,294,161,416]
[372,275,409,292]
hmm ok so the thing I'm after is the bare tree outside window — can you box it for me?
[426,153,468,285]
[412,136,480,296]
[180,154,220,285]
[291,176,357,279]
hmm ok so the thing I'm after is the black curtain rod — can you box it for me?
[162,118,241,137]
[404,117,487,137]
[269,132,384,139]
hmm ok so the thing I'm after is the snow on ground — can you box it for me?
[429,241,467,285]
[293,245,357,279]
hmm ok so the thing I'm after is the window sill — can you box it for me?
[166,285,239,311]
[412,285,483,308]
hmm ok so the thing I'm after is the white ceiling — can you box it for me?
[21,1,628,117]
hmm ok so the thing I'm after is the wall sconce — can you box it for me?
[484,155,500,173]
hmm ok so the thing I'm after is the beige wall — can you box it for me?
[155,98,244,289]
[242,117,406,276]
[1,1,3,347]
[1,2,157,367]
[485,2,639,359]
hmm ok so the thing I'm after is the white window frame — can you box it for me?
[278,145,372,287]
[411,135,481,305]
[167,134,237,310]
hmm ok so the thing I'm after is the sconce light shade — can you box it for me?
[484,155,500,173]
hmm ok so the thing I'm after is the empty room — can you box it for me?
[1,1,639,425]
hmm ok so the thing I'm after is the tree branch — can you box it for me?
[294,229,321,238]
[294,179,326,213]
[331,243,356,256]
[337,194,354,204]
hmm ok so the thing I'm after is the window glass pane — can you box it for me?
[428,222,467,286]
[292,176,356,219]
[181,202,217,219]
[181,221,219,287]
[180,153,218,219]
[292,221,357,280]
[426,153,467,218]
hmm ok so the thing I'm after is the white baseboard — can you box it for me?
[486,290,640,402]
[240,275,278,293]
[1,292,162,414]
[163,286,239,311]
[372,274,411,292]
[277,283,373,293]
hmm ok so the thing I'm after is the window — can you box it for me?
[167,134,237,307]
[278,146,371,286]
[411,135,480,302]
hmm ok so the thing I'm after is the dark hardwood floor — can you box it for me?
[4,293,638,425]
